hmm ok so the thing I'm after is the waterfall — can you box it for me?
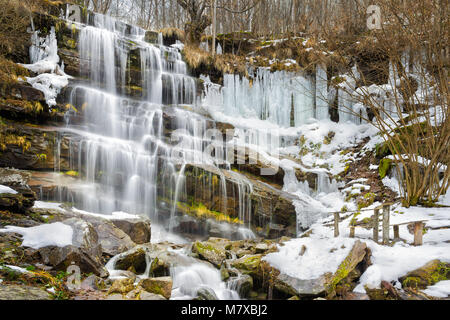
[63,11,200,223]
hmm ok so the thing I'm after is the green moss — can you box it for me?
[401,260,450,289]
[379,158,392,179]
[357,192,376,210]
[195,242,221,256]
[64,171,79,177]
[375,142,391,159]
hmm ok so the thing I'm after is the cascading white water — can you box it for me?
[171,263,239,300]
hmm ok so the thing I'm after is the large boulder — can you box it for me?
[114,246,147,274]
[274,273,331,297]
[36,218,108,277]
[113,243,194,277]
[74,215,137,257]
[109,216,151,244]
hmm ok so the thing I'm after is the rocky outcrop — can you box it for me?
[75,215,137,257]
[0,190,36,213]
[0,121,74,171]
[181,164,301,238]
[326,240,372,298]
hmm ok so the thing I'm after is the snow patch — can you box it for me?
[0,185,18,194]
[263,237,356,280]
[0,223,73,249]
[423,280,450,298]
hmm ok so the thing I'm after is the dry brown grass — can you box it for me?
[0,0,32,59]
[0,56,30,83]
[182,45,248,79]
[160,27,185,41]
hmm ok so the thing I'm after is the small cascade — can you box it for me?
[171,263,239,300]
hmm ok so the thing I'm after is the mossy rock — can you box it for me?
[231,254,262,274]
[191,240,227,268]
[139,277,173,299]
[375,142,391,159]
[399,260,450,289]
[114,247,147,274]
[107,278,135,295]
[379,158,392,179]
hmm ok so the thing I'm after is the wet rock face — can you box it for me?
[182,164,299,238]
[0,122,74,172]
[0,170,37,213]
[0,192,36,213]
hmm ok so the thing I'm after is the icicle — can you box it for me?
[315,64,329,120]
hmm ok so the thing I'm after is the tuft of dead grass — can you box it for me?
[182,45,248,80]
[160,27,185,41]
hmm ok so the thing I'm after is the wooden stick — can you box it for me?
[413,222,424,246]
[393,225,400,239]
[382,204,390,245]
[349,226,355,238]
[373,208,379,243]
[334,212,339,237]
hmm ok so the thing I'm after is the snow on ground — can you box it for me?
[264,199,450,297]
[33,201,66,211]
[0,265,32,274]
[71,207,142,220]
[354,241,450,293]
[423,280,450,298]
[0,185,18,194]
[263,237,357,279]
[0,223,73,249]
